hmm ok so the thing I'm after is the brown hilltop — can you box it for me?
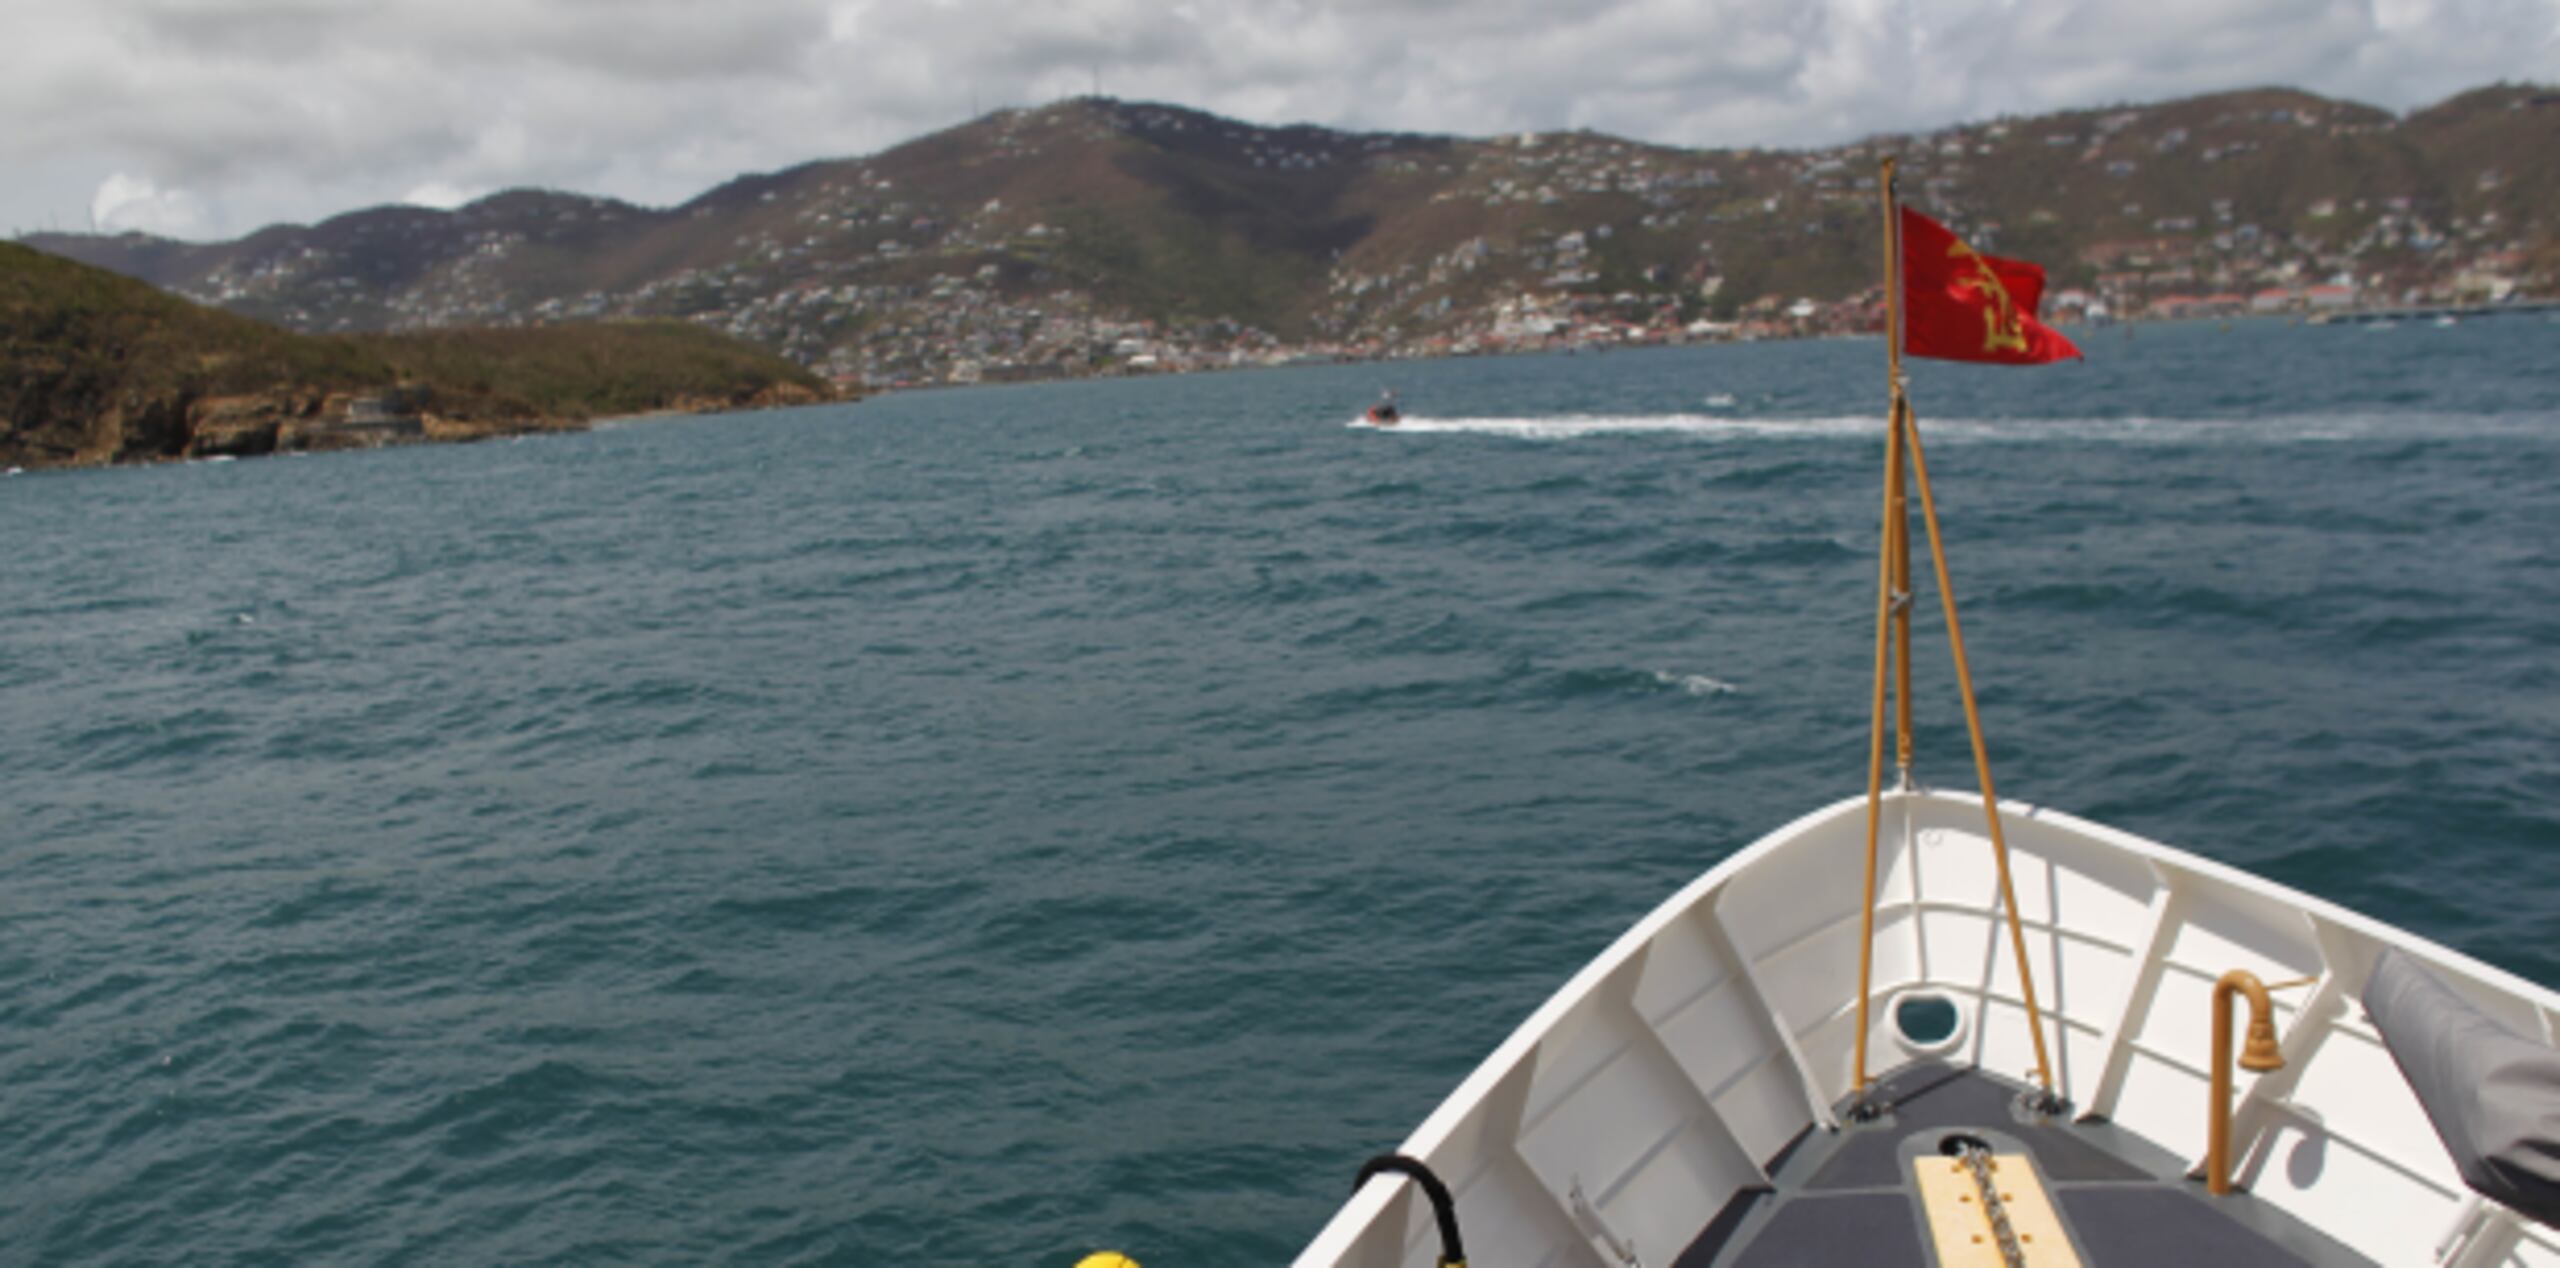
[20,84,2558,385]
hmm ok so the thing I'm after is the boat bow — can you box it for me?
[1299,790,2560,1267]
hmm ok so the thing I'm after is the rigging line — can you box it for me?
[1905,405,2061,1101]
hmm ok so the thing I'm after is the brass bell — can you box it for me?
[2239,1009,2285,1073]
[2208,968,2292,1195]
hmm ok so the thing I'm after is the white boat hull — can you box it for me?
[1298,790,2560,1267]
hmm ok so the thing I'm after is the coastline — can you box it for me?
[0,381,845,475]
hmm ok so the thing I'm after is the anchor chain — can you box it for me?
[1958,1143,2028,1268]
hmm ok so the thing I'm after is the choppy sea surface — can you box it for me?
[4,318,2557,1264]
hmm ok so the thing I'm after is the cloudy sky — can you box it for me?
[5,0,2553,241]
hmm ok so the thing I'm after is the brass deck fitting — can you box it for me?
[2207,969,2287,1195]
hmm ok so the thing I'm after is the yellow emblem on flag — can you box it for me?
[1947,240,2028,354]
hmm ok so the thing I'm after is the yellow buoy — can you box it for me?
[1076,1254,1140,1268]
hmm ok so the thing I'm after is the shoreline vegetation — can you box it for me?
[1,242,840,473]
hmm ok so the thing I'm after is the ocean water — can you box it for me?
[3,318,2557,1264]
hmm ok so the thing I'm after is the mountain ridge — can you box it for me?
[24,82,2556,386]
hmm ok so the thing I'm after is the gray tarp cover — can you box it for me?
[2363,947,2560,1227]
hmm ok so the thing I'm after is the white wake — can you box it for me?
[1347,411,2558,444]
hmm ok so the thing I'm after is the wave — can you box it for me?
[1653,670,1740,696]
[1348,410,2559,444]
[1532,666,1742,702]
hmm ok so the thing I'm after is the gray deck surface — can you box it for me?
[1674,1061,2372,1267]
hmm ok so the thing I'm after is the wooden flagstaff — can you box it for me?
[1852,158,1905,1096]
[1854,156,2060,1104]
[1883,163,1914,786]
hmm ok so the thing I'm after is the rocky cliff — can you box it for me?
[2,242,837,471]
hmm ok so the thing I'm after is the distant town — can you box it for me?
[30,85,2554,393]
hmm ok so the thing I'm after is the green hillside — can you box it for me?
[1,242,833,470]
[349,323,836,420]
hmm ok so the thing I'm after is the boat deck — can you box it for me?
[1676,1061,2373,1267]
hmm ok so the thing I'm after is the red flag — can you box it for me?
[1899,206,2081,364]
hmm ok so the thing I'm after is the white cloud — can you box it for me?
[3,0,2554,241]
[89,172,216,237]
[400,180,484,211]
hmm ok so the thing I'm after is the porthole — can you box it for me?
[1889,988,1969,1057]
